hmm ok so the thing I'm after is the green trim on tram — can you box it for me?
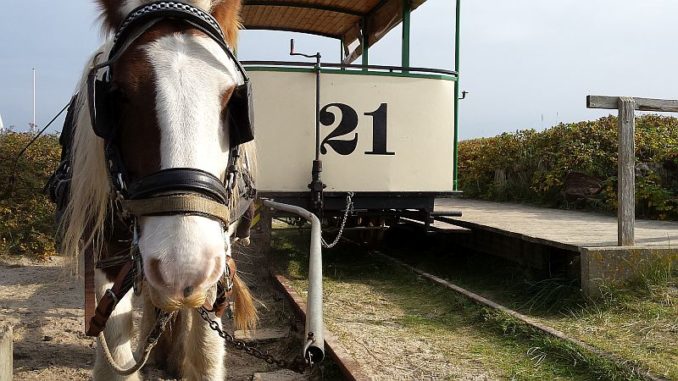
[244,66,458,82]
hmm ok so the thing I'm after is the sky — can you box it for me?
[0,0,677,140]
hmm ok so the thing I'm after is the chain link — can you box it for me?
[322,192,354,249]
[197,307,309,373]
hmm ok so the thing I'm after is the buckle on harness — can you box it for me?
[105,289,120,307]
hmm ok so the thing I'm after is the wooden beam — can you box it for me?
[617,97,636,246]
[587,94,678,246]
[587,95,678,112]
[243,1,365,17]
[0,322,12,381]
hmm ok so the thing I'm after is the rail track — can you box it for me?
[265,226,671,381]
[369,250,667,381]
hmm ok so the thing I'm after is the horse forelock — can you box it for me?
[96,0,243,42]
[211,0,243,47]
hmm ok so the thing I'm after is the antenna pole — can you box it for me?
[32,68,36,133]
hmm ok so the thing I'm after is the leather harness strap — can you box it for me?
[84,245,96,336]
[86,250,237,336]
[122,195,232,226]
[86,261,135,337]
[207,256,237,318]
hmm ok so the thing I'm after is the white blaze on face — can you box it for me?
[138,33,241,300]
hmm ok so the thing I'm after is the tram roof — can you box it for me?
[241,0,427,62]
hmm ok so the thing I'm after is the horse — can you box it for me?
[53,1,258,379]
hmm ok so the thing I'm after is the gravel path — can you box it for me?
[0,249,306,381]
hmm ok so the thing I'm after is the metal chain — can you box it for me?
[321,192,354,249]
[197,307,309,374]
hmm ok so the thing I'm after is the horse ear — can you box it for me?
[211,0,243,48]
[95,0,125,31]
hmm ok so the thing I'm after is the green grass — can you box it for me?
[270,229,629,380]
[379,227,677,380]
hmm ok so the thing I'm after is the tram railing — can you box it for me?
[242,60,458,77]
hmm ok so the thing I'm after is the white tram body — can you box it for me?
[240,0,461,214]
[249,68,456,193]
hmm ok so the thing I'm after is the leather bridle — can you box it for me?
[81,1,256,337]
[88,1,255,226]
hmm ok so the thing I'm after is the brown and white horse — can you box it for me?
[60,1,256,379]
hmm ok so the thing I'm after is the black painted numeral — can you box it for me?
[364,103,395,156]
[320,103,396,156]
[320,103,359,155]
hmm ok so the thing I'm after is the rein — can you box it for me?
[99,309,175,376]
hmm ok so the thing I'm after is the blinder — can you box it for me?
[88,73,120,142]
[228,80,255,146]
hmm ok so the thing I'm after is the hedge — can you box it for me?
[0,132,60,258]
[458,115,678,220]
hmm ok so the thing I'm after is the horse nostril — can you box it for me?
[183,286,194,298]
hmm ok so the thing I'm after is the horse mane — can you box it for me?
[60,47,114,274]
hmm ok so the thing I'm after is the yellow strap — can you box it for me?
[122,195,231,225]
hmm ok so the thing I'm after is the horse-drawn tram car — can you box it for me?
[240,0,462,228]
[39,1,461,378]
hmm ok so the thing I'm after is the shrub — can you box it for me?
[459,115,678,220]
[0,132,61,258]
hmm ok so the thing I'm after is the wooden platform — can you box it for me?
[435,198,677,251]
[435,198,677,296]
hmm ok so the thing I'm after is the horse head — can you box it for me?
[62,0,255,329]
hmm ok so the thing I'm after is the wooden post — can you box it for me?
[0,322,12,381]
[587,95,678,246]
[617,98,635,246]
[251,200,273,259]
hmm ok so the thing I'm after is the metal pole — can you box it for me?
[261,200,325,363]
[309,53,325,215]
[618,97,636,246]
[32,68,36,133]
[361,18,369,70]
[315,55,321,161]
[453,0,461,190]
[290,40,325,215]
[402,0,411,71]
[339,39,344,67]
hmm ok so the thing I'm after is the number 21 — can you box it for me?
[320,103,395,156]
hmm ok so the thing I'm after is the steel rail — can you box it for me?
[270,272,370,381]
[371,250,667,381]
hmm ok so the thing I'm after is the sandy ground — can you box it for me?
[0,249,307,381]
